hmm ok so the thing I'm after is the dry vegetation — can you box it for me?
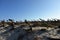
[0,18,60,28]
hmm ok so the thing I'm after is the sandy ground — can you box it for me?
[0,26,60,40]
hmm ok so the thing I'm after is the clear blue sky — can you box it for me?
[0,0,60,21]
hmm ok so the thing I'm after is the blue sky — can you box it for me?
[0,0,60,21]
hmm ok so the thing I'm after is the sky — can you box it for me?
[0,0,60,21]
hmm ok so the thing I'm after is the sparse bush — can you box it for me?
[1,20,5,27]
[40,23,48,27]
